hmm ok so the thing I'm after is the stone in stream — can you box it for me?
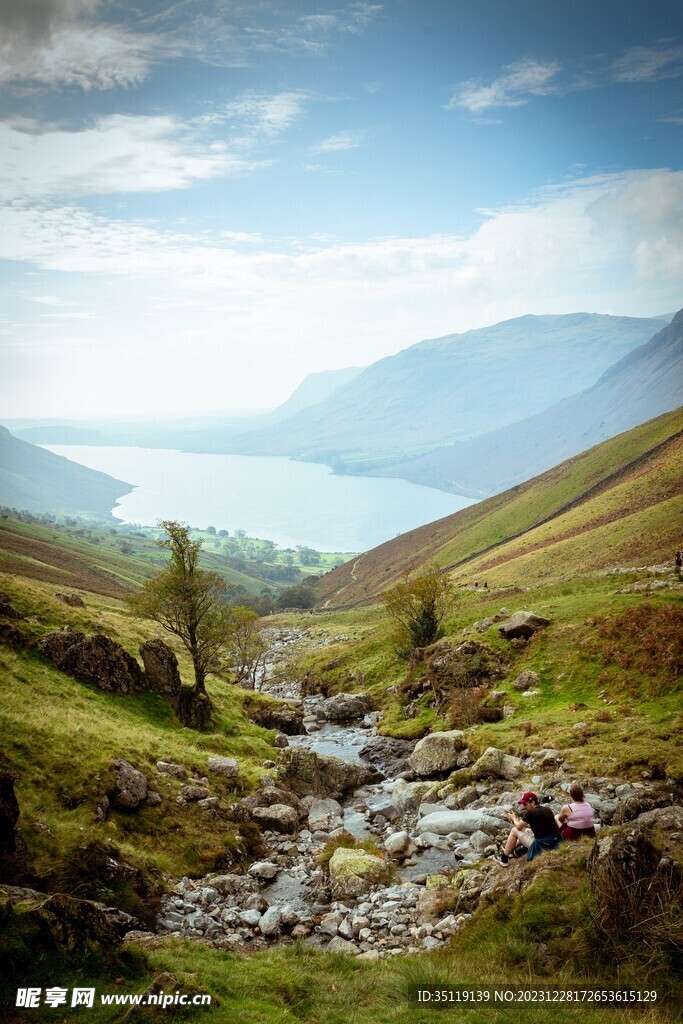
[408,731,467,776]
[320,693,374,722]
[248,862,279,880]
[276,748,381,799]
[251,804,299,833]
[384,831,417,860]
[415,809,507,837]
[308,798,344,832]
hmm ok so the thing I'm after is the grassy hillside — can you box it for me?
[0,514,354,604]
[1,412,682,1022]
[316,407,683,608]
[0,426,132,519]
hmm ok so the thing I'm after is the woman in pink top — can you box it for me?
[556,783,596,839]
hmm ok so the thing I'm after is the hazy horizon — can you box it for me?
[2,1,682,419]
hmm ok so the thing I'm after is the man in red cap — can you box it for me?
[494,791,562,865]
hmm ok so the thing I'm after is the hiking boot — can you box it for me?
[493,853,509,866]
[511,846,526,858]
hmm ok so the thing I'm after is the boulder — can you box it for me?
[241,786,308,824]
[513,669,539,692]
[612,786,678,825]
[320,693,374,722]
[0,592,22,619]
[39,630,146,694]
[139,639,182,696]
[469,747,523,781]
[384,831,417,860]
[367,796,402,822]
[207,757,239,779]
[108,759,148,810]
[587,807,683,945]
[409,731,467,776]
[179,785,209,802]
[326,936,358,953]
[415,809,507,837]
[273,733,289,748]
[499,611,550,640]
[329,848,392,900]
[258,906,282,936]
[248,862,278,880]
[54,593,86,608]
[276,748,380,799]
[251,804,299,833]
[308,798,344,832]
[389,779,437,814]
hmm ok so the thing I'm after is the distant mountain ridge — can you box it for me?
[210,313,668,463]
[0,426,132,517]
[387,309,683,496]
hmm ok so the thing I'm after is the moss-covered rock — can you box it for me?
[328,847,391,899]
[409,730,467,776]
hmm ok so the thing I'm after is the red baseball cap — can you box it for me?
[518,791,537,804]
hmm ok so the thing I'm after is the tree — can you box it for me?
[127,521,233,695]
[224,605,268,689]
[381,564,452,657]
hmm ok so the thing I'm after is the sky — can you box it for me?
[1,0,682,419]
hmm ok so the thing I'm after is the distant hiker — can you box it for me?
[483,581,488,590]
[495,791,562,865]
[556,783,596,840]
[676,550,682,579]
[474,580,479,588]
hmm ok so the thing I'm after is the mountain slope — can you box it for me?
[392,309,683,496]
[220,313,667,463]
[316,406,683,607]
[0,427,132,518]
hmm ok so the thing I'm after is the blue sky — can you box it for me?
[1,0,682,417]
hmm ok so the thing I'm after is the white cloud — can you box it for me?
[449,58,561,114]
[2,169,682,418]
[612,43,683,83]
[219,91,307,139]
[0,116,261,201]
[313,129,366,153]
[0,0,156,89]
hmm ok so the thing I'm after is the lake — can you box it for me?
[44,445,475,552]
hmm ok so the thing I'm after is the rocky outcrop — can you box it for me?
[358,736,415,777]
[251,804,299,833]
[139,639,182,696]
[498,611,550,640]
[0,885,139,956]
[54,593,86,608]
[276,748,380,799]
[328,848,391,899]
[469,747,523,782]
[409,730,467,776]
[39,629,146,694]
[246,698,305,736]
[308,798,344,833]
[108,759,148,811]
[587,806,683,953]
[611,785,679,825]
[173,686,213,730]
[320,693,374,722]
[0,591,22,619]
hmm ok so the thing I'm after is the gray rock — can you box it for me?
[239,909,262,928]
[320,693,374,722]
[514,669,539,692]
[156,761,188,780]
[180,785,209,802]
[145,790,162,807]
[408,731,467,776]
[109,759,148,810]
[367,797,401,822]
[415,809,506,836]
[207,757,239,779]
[308,798,344,832]
[469,747,523,781]
[198,797,220,810]
[258,907,282,936]
[248,862,278,880]
[499,611,550,640]
[319,911,343,936]
[326,936,358,953]
[384,831,417,859]
[253,804,298,832]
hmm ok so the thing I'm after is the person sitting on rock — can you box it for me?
[555,783,596,840]
[495,791,562,865]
